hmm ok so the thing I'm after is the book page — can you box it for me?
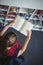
[20,21,33,36]
[11,15,25,30]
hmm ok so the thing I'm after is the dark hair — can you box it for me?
[0,31,17,55]
[0,37,7,54]
[4,31,17,47]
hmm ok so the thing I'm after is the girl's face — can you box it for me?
[6,36,17,48]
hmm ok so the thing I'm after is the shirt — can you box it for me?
[5,41,20,56]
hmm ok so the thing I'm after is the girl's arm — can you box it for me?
[0,21,14,37]
[17,30,32,57]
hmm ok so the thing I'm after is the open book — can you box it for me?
[11,15,33,36]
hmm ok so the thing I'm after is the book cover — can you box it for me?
[11,15,33,36]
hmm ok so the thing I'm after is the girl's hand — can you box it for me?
[0,21,15,36]
[26,30,32,40]
[17,30,32,57]
[8,21,14,27]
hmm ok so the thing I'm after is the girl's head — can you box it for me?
[4,31,17,47]
[0,31,17,54]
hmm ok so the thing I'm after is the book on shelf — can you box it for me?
[8,12,16,15]
[0,11,7,14]
[11,15,33,36]
[19,8,29,14]
[9,7,16,12]
[7,16,15,18]
[0,5,8,10]
[6,18,14,21]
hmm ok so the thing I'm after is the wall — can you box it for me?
[0,0,43,10]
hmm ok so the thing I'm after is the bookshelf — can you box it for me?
[4,6,17,26]
[0,5,9,26]
[0,4,43,31]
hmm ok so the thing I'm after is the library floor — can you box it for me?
[3,28,43,65]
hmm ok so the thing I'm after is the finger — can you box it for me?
[27,30,29,34]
